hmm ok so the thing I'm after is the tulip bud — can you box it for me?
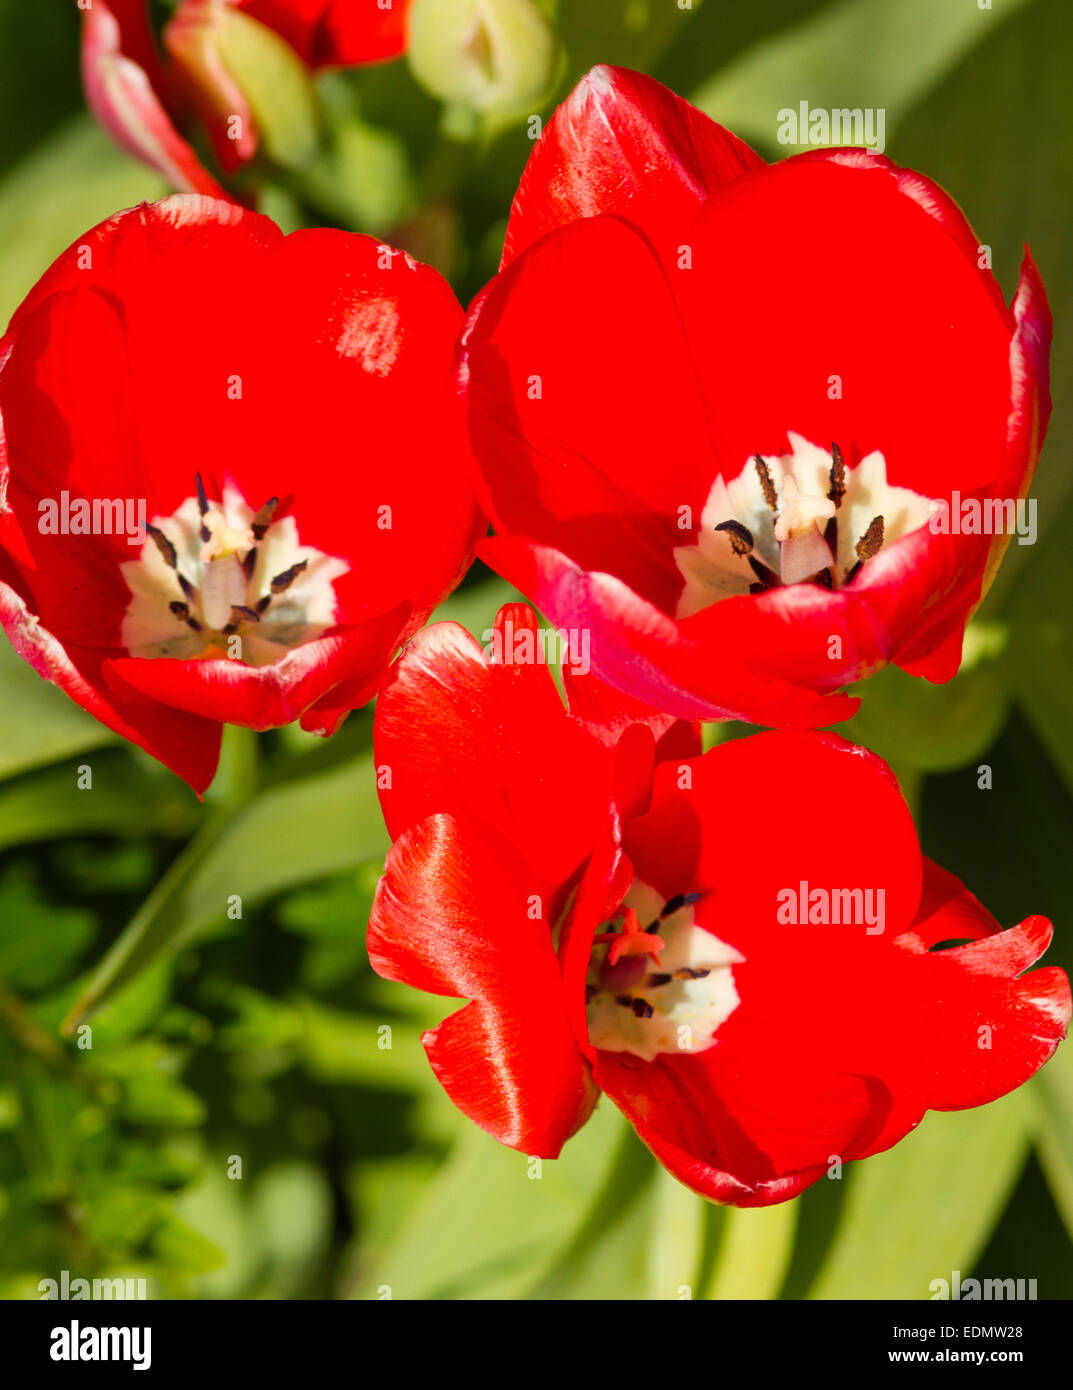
[407,0,559,117]
[165,0,318,173]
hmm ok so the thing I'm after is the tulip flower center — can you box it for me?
[674,432,933,616]
[120,476,348,665]
[586,881,742,1062]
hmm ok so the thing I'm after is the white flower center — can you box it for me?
[674,432,933,615]
[586,880,742,1063]
[120,478,348,666]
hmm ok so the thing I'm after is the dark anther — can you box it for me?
[824,445,845,553]
[243,548,258,580]
[748,554,781,589]
[250,497,279,542]
[855,515,885,562]
[662,891,701,917]
[230,605,261,625]
[585,985,598,1003]
[715,519,754,557]
[828,443,846,509]
[644,919,662,935]
[270,559,309,594]
[754,455,778,511]
[615,995,633,1008]
[178,573,197,603]
[147,524,177,569]
[844,515,886,585]
[195,472,211,542]
[749,582,766,594]
[256,594,272,614]
[172,600,201,633]
[631,998,655,1020]
[674,967,711,981]
[647,973,673,988]
[810,567,834,590]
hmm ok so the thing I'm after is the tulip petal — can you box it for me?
[672,152,1012,504]
[375,606,622,889]
[369,811,598,1156]
[595,1048,872,1207]
[463,213,720,616]
[503,64,763,268]
[102,602,411,729]
[479,534,859,728]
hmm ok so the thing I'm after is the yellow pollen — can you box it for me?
[199,509,254,564]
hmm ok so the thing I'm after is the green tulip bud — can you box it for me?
[166,0,319,172]
[408,0,559,117]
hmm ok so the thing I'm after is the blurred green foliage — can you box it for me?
[0,0,1071,1300]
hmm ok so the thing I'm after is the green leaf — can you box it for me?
[276,861,380,989]
[52,842,157,895]
[840,624,1010,777]
[296,993,456,1145]
[644,1166,707,1300]
[297,113,415,233]
[171,1163,258,1298]
[342,1153,442,1294]
[808,1091,1030,1298]
[63,753,388,1030]
[0,640,115,781]
[892,0,1073,589]
[95,1040,207,1129]
[1033,1047,1073,1243]
[354,1102,638,1300]
[1004,502,1073,793]
[210,983,304,1054]
[692,0,1028,158]
[703,1200,798,1300]
[77,1179,167,1253]
[248,1161,333,1296]
[0,867,96,991]
[0,753,198,853]
[150,1210,227,1276]
[525,1115,656,1300]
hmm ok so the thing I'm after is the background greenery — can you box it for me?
[0,0,1070,1299]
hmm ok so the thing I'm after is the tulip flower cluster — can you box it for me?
[1,56,1066,1205]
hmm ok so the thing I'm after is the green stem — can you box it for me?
[208,723,261,810]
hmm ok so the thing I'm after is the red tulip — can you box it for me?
[459,66,1053,729]
[368,605,1070,1205]
[81,0,411,193]
[0,195,480,793]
